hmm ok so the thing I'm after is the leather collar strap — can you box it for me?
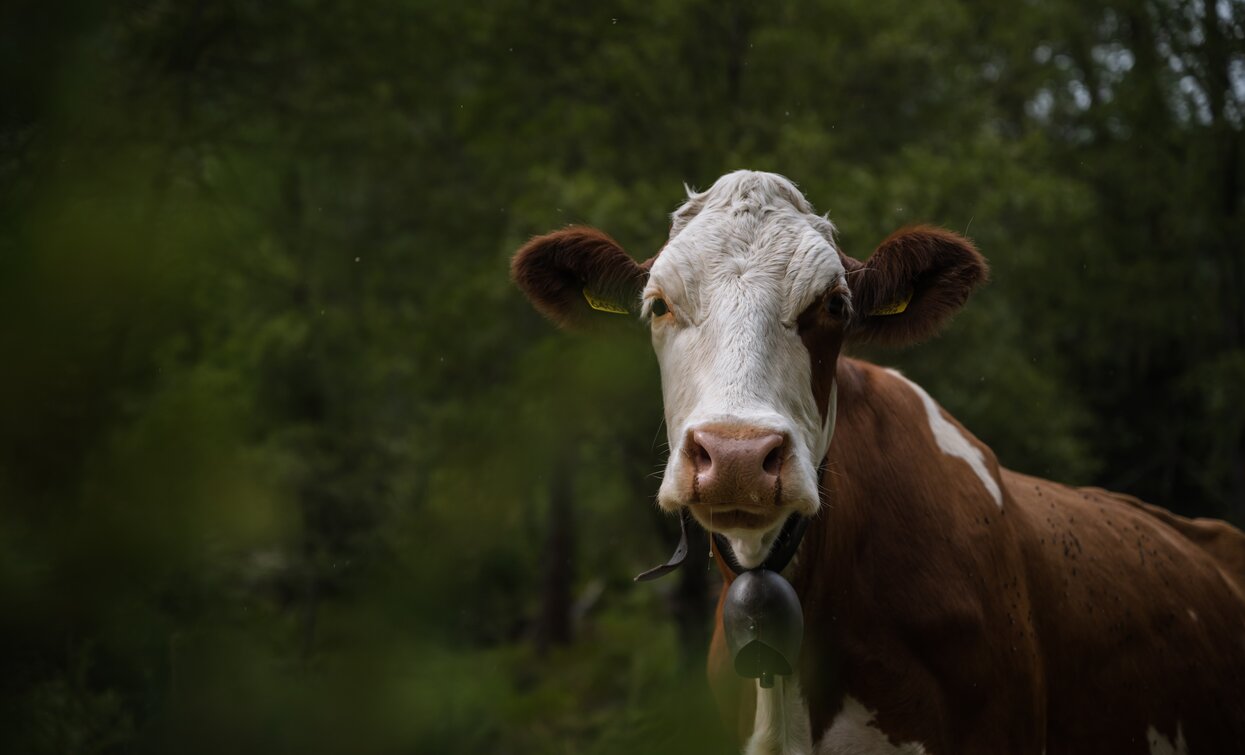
[633,511,692,582]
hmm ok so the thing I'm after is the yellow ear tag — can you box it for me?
[869,291,912,316]
[583,288,630,315]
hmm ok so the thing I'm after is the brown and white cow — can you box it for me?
[511,171,1245,754]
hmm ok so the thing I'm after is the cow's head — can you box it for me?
[513,171,986,566]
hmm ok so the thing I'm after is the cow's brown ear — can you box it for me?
[511,226,648,329]
[845,225,988,347]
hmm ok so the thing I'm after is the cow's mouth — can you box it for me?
[688,505,782,532]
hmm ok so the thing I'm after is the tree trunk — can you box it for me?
[671,522,713,669]
[535,450,575,655]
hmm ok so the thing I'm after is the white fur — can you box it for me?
[1146,723,1188,755]
[818,696,929,755]
[725,527,785,569]
[648,172,846,564]
[885,369,1003,508]
[747,676,814,755]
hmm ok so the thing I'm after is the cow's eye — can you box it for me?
[651,298,670,318]
[825,293,848,320]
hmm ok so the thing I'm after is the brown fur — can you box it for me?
[709,359,1245,752]
[510,226,649,328]
[797,287,849,425]
[845,226,989,347]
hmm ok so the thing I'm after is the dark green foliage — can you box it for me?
[1,0,1241,751]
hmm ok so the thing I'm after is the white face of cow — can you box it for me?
[643,172,847,565]
[512,170,987,570]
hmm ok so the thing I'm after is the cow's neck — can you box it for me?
[798,357,1004,569]
[783,356,1005,737]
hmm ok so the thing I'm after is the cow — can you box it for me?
[510,170,1245,754]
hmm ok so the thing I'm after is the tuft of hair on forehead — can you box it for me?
[670,170,818,239]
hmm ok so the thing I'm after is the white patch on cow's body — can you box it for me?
[1187,608,1199,623]
[1147,723,1187,755]
[885,369,1002,508]
[817,696,929,754]
[747,676,813,755]
[648,171,846,562]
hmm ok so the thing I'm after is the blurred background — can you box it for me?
[1,0,1242,752]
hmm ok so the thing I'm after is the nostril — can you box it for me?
[696,444,712,470]
[692,427,785,483]
[687,433,713,473]
[762,444,784,476]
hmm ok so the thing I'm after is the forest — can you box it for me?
[1,0,1242,752]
